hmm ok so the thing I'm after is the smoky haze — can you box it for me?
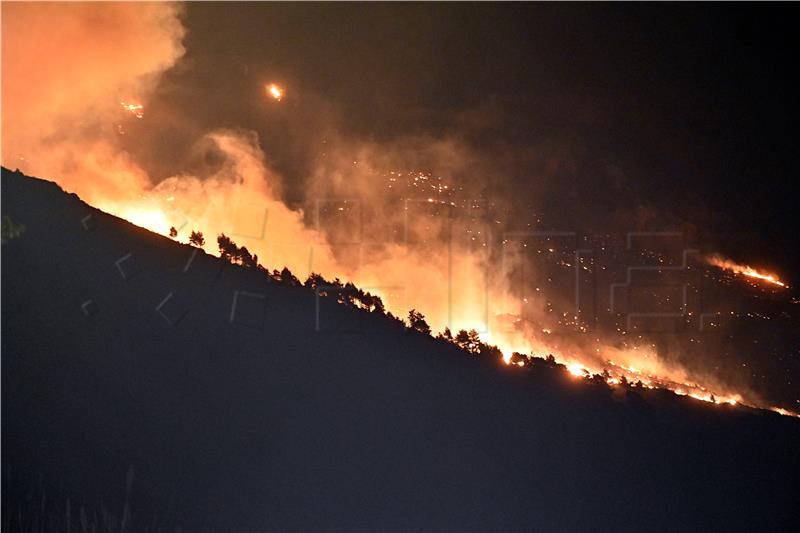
[2,2,798,410]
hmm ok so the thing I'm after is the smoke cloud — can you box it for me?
[2,1,184,200]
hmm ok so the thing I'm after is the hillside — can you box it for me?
[2,167,799,532]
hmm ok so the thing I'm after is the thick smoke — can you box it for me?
[2,2,185,201]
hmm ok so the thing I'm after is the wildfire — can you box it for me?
[707,254,788,288]
[770,407,800,418]
[78,181,799,421]
[566,362,588,378]
[53,184,800,420]
[266,83,283,101]
[487,321,794,415]
[120,101,144,119]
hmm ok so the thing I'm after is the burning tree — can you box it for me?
[455,329,482,354]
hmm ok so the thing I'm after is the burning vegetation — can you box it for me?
[706,254,789,289]
[206,230,797,418]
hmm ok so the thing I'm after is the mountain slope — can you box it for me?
[2,167,799,531]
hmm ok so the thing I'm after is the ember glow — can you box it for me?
[121,101,144,119]
[488,322,772,413]
[706,254,788,288]
[266,83,283,101]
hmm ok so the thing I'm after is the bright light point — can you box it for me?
[120,101,143,118]
[266,83,283,101]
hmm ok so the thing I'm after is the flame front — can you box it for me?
[706,254,788,288]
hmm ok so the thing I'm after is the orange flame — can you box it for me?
[706,254,788,288]
[266,83,283,101]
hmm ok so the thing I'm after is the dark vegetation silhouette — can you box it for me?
[188,230,205,247]
[168,226,178,239]
[407,309,431,335]
[455,328,482,354]
[207,234,628,381]
[216,233,259,269]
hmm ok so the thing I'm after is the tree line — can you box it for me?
[173,229,635,386]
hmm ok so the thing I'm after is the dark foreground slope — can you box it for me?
[2,168,799,532]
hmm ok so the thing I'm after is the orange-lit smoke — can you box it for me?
[2,2,185,203]
[706,254,788,288]
[2,3,793,417]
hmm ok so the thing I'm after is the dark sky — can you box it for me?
[131,2,800,278]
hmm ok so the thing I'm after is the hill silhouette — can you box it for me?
[2,167,799,531]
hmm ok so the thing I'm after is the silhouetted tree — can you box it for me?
[237,245,255,268]
[356,290,384,313]
[280,266,300,286]
[339,282,359,306]
[217,234,238,262]
[455,329,481,354]
[169,226,178,239]
[407,309,431,335]
[509,352,528,366]
[305,273,338,297]
[189,230,205,247]
[479,343,502,359]
[305,273,327,290]
[216,234,257,268]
